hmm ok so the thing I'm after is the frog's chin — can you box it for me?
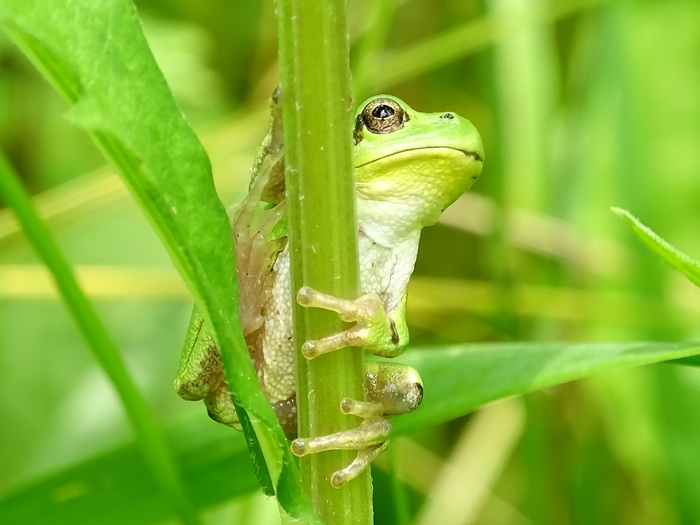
[355,147,483,195]
[355,147,483,236]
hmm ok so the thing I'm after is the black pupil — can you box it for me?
[372,104,394,118]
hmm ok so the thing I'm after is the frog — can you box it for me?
[174,90,484,487]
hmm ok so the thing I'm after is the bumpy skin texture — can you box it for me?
[175,94,484,445]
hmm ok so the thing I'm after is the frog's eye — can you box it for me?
[359,97,408,134]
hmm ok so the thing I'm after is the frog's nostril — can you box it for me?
[440,112,454,119]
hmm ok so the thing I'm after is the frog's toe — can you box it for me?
[296,287,383,323]
[291,416,390,454]
[301,326,369,359]
[340,397,384,417]
[331,442,389,488]
[296,286,353,313]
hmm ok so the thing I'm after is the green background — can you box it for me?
[2,0,700,523]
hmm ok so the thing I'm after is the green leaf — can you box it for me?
[0,416,257,525]
[393,341,700,433]
[612,207,700,288]
[4,341,699,523]
[0,0,317,521]
[674,355,700,367]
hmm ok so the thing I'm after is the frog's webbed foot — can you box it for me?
[291,362,423,487]
[296,286,404,359]
[290,398,392,488]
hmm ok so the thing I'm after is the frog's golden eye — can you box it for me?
[360,98,408,134]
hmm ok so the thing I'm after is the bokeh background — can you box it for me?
[2,0,700,523]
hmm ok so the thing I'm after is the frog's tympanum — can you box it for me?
[175,92,484,487]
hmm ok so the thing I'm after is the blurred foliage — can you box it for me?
[2,0,700,524]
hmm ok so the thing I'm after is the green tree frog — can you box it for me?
[175,92,484,487]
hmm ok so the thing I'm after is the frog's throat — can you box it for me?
[354,147,482,242]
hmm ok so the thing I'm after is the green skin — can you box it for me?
[175,94,484,487]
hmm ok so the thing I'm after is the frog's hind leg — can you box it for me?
[365,361,423,416]
[291,398,391,488]
[204,379,240,428]
[290,361,423,487]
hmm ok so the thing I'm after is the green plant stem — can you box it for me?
[276,0,372,523]
[0,151,201,525]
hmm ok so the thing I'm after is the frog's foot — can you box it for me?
[297,286,402,359]
[290,398,392,488]
[203,379,240,429]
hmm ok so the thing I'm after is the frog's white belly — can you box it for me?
[258,232,419,404]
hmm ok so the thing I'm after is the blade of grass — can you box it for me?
[612,207,700,288]
[0,151,200,525]
[276,0,371,522]
[0,1,319,521]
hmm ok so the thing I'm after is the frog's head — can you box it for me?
[353,95,484,231]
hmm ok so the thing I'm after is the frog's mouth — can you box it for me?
[356,146,483,168]
[458,148,483,163]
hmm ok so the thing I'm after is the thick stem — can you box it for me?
[276,0,372,523]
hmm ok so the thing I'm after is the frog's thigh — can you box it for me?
[365,360,423,417]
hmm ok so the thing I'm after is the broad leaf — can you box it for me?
[393,341,700,433]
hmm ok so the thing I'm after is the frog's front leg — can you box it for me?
[296,286,409,359]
